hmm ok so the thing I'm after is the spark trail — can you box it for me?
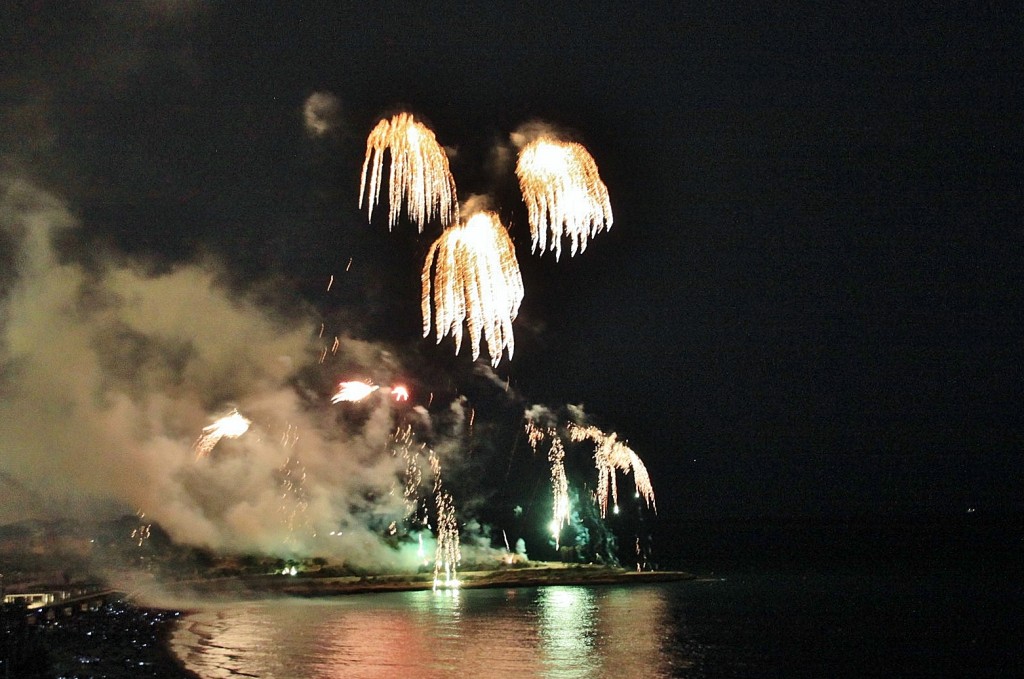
[331,381,380,403]
[526,422,570,548]
[516,137,612,260]
[568,423,656,518]
[433,489,461,589]
[429,451,461,589]
[193,410,251,460]
[277,425,312,547]
[359,112,459,232]
[391,425,426,517]
[421,211,524,367]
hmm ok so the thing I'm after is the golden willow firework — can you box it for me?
[515,137,613,260]
[421,211,524,367]
[193,410,251,459]
[359,112,459,232]
[568,423,656,518]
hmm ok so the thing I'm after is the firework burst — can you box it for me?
[421,211,524,367]
[359,112,459,232]
[433,489,461,589]
[331,380,380,403]
[426,450,461,589]
[516,137,612,260]
[391,425,427,517]
[526,422,571,547]
[568,423,655,517]
[193,410,251,460]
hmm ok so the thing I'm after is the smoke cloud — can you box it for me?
[509,120,569,150]
[0,177,450,569]
[303,91,343,137]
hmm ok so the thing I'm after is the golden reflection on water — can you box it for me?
[539,586,597,668]
[173,585,684,678]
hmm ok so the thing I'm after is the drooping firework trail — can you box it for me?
[343,110,651,571]
[193,409,251,459]
[358,112,459,232]
[421,211,524,367]
[526,422,571,548]
[516,137,613,260]
[567,423,656,518]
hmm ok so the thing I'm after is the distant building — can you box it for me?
[3,592,57,609]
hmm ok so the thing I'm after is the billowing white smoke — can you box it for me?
[0,178,439,569]
[509,119,568,151]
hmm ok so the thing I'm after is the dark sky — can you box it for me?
[3,2,1021,526]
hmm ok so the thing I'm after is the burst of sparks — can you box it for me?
[426,450,460,589]
[433,490,461,590]
[526,422,571,547]
[391,385,410,402]
[193,410,251,459]
[391,425,426,517]
[359,112,459,232]
[421,211,524,367]
[515,137,612,260]
[331,381,380,403]
[568,423,656,518]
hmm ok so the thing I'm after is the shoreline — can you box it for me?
[168,563,696,599]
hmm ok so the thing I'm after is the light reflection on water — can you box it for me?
[172,585,689,678]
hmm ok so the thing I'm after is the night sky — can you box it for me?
[2,2,1021,541]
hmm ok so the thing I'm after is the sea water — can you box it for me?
[171,520,1023,677]
[170,569,1020,678]
[171,584,690,678]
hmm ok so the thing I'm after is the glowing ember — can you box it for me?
[331,381,380,403]
[421,211,524,367]
[391,385,410,402]
[568,423,656,518]
[359,112,459,232]
[194,410,251,459]
[516,137,612,260]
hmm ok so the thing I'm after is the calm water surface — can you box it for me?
[173,584,688,678]
[172,564,1022,677]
